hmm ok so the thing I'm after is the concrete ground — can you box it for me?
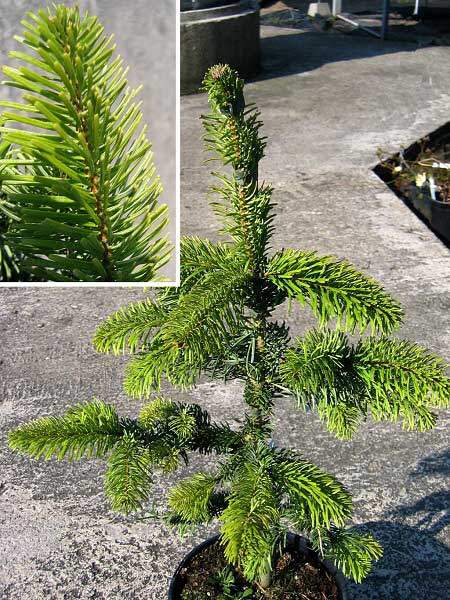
[1,17,450,600]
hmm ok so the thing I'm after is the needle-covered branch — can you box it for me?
[220,442,353,583]
[105,432,153,514]
[202,65,271,269]
[9,397,241,515]
[280,330,450,438]
[8,399,124,460]
[124,270,249,395]
[266,249,403,334]
[95,237,248,364]
[0,5,171,281]
[93,298,168,355]
[168,472,221,524]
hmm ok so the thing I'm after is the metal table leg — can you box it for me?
[333,0,391,41]
[381,0,390,40]
[332,0,342,14]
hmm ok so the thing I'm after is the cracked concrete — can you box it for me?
[1,15,450,600]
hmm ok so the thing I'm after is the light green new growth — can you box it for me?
[0,4,171,281]
[9,65,450,589]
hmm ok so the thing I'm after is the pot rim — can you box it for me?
[168,532,348,600]
[409,183,450,207]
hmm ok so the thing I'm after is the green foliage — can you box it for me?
[0,210,21,280]
[202,64,265,181]
[94,237,244,359]
[274,449,352,529]
[105,432,152,514]
[8,399,123,460]
[93,298,167,354]
[181,236,243,279]
[210,176,275,266]
[210,567,253,600]
[280,330,450,439]
[124,269,248,395]
[0,142,25,281]
[281,329,355,408]
[0,4,170,281]
[139,396,178,430]
[8,396,237,515]
[316,527,383,583]
[220,453,281,583]
[219,442,353,583]
[168,472,219,524]
[139,397,201,465]
[266,249,403,334]
[8,63,450,592]
[353,337,450,412]
[139,397,240,473]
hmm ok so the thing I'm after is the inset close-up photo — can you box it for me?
[0,0,177,283]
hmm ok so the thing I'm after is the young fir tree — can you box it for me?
[0,5,170,282]
[9,65,450,590]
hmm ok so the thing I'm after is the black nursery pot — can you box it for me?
[168,533,348,600]
[410,186,450,243]
[430,197,450,242]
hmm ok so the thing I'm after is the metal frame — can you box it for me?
[332,0,391,40]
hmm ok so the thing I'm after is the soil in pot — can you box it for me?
[177,539,340,600]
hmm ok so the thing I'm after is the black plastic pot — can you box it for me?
[430,197,450,242]
[168,532,348,599]
[409,186,450,243]
[409,185,432,222]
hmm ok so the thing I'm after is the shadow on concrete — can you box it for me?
[409,447,450,479]
[399,448,450,536]
[348,448,450,599]
[257,28,417,82]
[347,520,450,598]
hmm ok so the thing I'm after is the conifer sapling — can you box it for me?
[9,65,450,592]
[0,5,171,282]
